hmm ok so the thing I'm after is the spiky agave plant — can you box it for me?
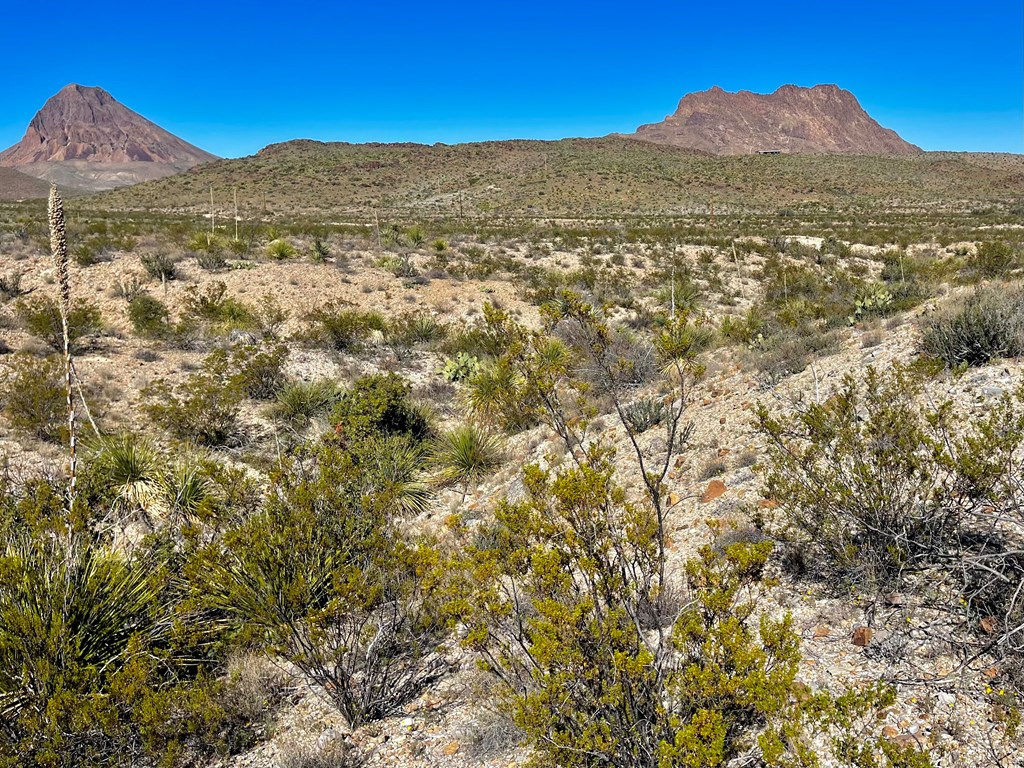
[47,185,76,509]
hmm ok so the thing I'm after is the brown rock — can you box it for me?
[882,725,899,739]
[700,480,727,503]
[758,499,778,509]
[442,742,461,757]
[717,448,730,457]
[624,84,921,156]
[812,626,831,639]
[719,417,727,425]
[852,626,873,647]
[980,616,998,634]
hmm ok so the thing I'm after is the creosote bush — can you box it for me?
[142,349,246,447]
[759,363,1024,674]
[919,284,1024,367]
[127,293,171,339]
[16,296,103,352]
[193,441,450,728]
[0,354,65,441]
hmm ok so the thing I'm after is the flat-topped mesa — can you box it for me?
[624,84,921,156]
[0,84,218,190]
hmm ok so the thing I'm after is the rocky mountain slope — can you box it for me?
[0,84,217,191]
[625,84,922,155]
[0,167,53,200]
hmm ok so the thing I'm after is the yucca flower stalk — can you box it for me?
[48,184,77,510]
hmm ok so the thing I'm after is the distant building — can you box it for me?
[756,149,783,155]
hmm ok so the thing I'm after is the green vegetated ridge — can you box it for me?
[93,137,1024,216]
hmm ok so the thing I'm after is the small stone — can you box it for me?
[980,616,998,634]
[813,626,831,638]
[882,725,899,739]
[717,447,731,457]
[442,742,461,756]
[984,666,1000,679]
[719,416,727,425]
[883,593,904,606]
[852,626,873,647]
[667,492,681,506]
[401,717,415,730]
[700,480,727,503]
[758,498,778,509]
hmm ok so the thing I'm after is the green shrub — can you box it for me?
[758,364,1024,592]
[139,250,178,281]
[16,296,103,352]
[305,304,386,351]
[919,285,1024,367]
[0,270,25,301]
[231,343,288,400]
[127,293,171,339]
[142,350,245,447]
[182,281,255,331]
[193,443,449,727]
[972,241,1019,277]
[461,459,903,768]
[331,373,431,444]
[0,354,65,441]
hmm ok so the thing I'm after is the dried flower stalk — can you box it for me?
[48,184,77,509]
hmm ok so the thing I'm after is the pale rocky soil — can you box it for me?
[0,235,1018,767]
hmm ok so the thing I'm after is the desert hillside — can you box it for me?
[0,172,1023,766]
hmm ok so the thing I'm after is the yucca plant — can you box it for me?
[87,433,166,521]
[0,535,162,727]
[464,360,536,433]
[309,237,331,263]
[358,436,432,516]
[162,459,214,522]
[269,379,343,427]
[431,424,503,492]
[266,238,297,260]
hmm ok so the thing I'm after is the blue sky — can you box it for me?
[1,0,1020,157]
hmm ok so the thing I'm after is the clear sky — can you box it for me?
[1,0,1020,157]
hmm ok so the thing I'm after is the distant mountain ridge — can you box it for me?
[0,84,217,191]
[623,84,921,155]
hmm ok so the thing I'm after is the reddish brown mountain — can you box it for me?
[625,84,921,155]
[0,84,217,191]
